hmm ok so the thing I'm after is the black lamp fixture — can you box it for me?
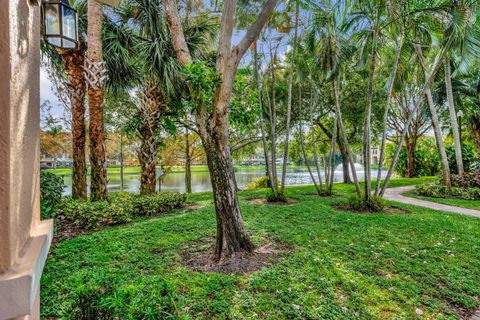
[41,0,78,49]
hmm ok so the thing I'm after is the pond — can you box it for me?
[61,166,388,195]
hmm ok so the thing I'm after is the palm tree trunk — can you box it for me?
[64,49,87,199]
[300,121,321,194]
[363,31,377,200]
[86,0,108,201]
[414,44,451,186]
[270,54,278,195]
[280,1,299,192]
[185,126,192,193]
[375,35,403,195]
[328,109,338,194]
[379,43,452,196]
[253,43,272,186]
[333,79,361,196]
[120,132,124,192]
[444,54,464,174]
[138,80,165,195]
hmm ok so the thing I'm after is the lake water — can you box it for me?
[61,166,388,195]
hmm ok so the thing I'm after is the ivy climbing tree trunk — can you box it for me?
[63,48,87,200]
[164,0,277,260]
[86,0,108,201]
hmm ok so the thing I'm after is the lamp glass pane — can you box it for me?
[47,37,61,47]
[62,39,77,49]
[62,6,77,41]
[44,4,60,35]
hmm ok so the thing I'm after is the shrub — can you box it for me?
[245,176,271,190]
[266,189,287,203]
[40,171,65,220]
[60,192,186,230]
[346,195,385,212]
[130,192,187,216]
[415,183,480,200]
[451,170,480,188]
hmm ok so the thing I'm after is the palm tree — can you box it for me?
[42,0,135,199]
[86,0,108,201]
[280,0,300,193]
[115,0,216,195]
[308,0,362,196]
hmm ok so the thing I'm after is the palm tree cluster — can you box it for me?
[42,0,480,260]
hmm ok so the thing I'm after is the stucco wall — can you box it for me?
[0,0,41,273]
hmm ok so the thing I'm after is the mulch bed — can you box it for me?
[247,198,299,205]
[180,240,292,274]
[333,204,410,215]
[52,216,90,243]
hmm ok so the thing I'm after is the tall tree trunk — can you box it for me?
[86,0,108,201]
[471,114,480,156]
[299,121,321,194]
[414,44,451,186]
[375,35,403,195]
[406,136,417,178]
[363,30,377,200]
[333,79,361,195]
[120,132,124,192]
[269,53,278,194]
[138,80,165,195]
[338,142,351,183]
[327,110,338,194]
[444,54,464,174]
[64,49,87,199]
[280,1,299,192]
[379,42,452,196]
[253,43,272,185]
[309,106,323,190]
[185,126,192,193]
[164,0,277,260]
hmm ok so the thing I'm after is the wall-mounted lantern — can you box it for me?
[41,0,78,49]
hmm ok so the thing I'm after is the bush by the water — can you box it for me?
[40,171,65,220]
[60,192,186,230]
[415,183,480,200]
[245,176,277,190]
[346,195,385,212]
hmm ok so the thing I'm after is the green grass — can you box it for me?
[403,190,480,211]
[41,177,480,319]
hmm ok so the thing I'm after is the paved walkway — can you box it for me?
[383,185,480,218]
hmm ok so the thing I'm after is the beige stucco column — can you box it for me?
[0,0,54,319]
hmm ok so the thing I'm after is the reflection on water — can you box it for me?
[61,167,388,195]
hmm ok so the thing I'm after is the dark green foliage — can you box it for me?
[451,170,480,188]
[40,171,65,220]
[266,189,287,202]
[60,192,186,230]
[346,195,385,212]
[415,183,480,200]
[386,137,441,177]
[64,276,177,319]
[446,142,480,174]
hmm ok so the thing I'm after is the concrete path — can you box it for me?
[383,186,480,218]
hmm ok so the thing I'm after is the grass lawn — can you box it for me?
[403,190,480,211]
[41,177,480,319]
